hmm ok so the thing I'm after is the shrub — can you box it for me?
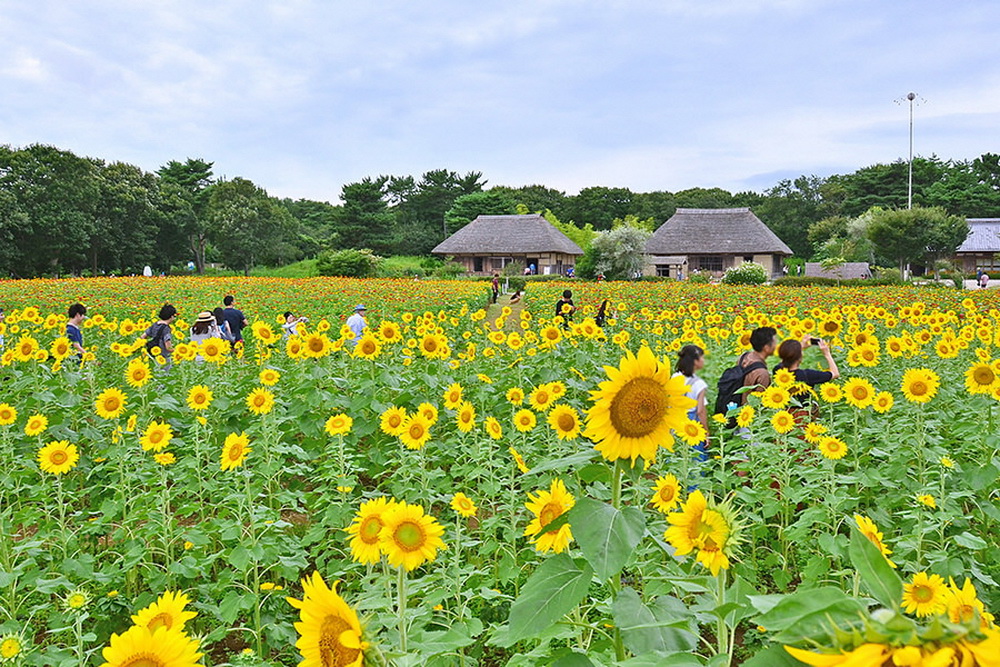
[721,262,768,286]
[316,248,382,278]
[687,270,711,284]
[431,261,465,279]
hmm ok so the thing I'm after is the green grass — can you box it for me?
[249,259,319,278]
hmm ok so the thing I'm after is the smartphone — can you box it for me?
[809,338,821,345]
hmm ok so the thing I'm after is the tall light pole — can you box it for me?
[907,92,915,209]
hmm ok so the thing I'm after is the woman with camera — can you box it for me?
[775,337,840,417]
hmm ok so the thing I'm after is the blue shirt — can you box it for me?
[66,323,83,347]
[223,307,246,341]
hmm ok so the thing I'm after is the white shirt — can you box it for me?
[673,372,708,403]
[346,312,366,341]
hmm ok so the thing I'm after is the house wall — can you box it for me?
[450,253,579,276]
[957,254,1000,273]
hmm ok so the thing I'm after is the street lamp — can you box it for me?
[906,92,915,209]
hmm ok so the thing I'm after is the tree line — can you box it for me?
[0,143,997,278]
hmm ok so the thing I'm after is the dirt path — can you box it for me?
[485,294,525,330]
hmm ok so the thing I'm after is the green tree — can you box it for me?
[866,206,967,278]
[206,178,294,274]
[338,176,395,255]
[587,224,651,280]
[754,176,827,257]
[157,158,214,273]
[90,161,164,274]
[444,191,515,234]
[562,186,634,230]
[542,209,597,252]
[391,169,485,254]
[924,153,1000,218]
[832,157,946,218]
[491,184,567,217]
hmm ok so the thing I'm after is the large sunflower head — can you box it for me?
[95,387,128,420]
[417,402,438,424]
[353,334,381,360]
[125,359,151,388]
[325,413,353,437]
[818,436,848,460]
[399,414,432,450]
[901,368,940,404]
[513,408,537,433]
[37,440,79,475]
[547,404,581,440]
[141,421,174,452]
[245,387,275,415]
[529,384,555,411]
[442,383,464,410]
[100,624,203,667]
[842,377,875,409]
[663,490,738,576]
[524,479,575,554]
[186,385,213,411]
[345,497,397,564]
[0,403,17,426]
[24,413,48,437]
[220,432,251,471]
[287,571,367,667]
[965,362,998,395]
[455,401,476,433]
[872,391,894,414]
[902,572,948,618]
[259,368,280,386]
[770,410,796,434]
[378,502,447,571]
[450,492,477,518]
[584,346,696,465]
[379,406,408,436]
[130,590,197,633]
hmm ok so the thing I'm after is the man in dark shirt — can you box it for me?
[66,303,87,365]
[222,295,248,343]
[555,290,575,326]
[740,326,778,400]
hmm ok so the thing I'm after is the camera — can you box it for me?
[809,337,821,345]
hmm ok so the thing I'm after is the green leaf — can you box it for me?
[550,651,597,667]
[742,645,805,667]
[525,449,598,476]
[505,554,593,644]
[570,498,645,581]
[752,587,866,643]
[849,525,903,609]
[612,587,699,655]
[953,532,988,550]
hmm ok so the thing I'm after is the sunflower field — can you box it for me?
[0,276,999,666]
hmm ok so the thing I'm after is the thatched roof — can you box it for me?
[805,262,871,279]
[957,219,1000,254]
[432,214,583,256]
[645,208,793,255]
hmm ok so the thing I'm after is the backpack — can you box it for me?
[714,354,767,425]
[145,323,169,355]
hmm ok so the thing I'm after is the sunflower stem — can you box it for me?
[397,566,408,654]
[716,567,730,663]
[610,460,626,662]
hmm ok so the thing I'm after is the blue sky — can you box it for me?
[2,1,998,202]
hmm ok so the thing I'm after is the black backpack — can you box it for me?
[145,323,168,355]
[714,353,767,425]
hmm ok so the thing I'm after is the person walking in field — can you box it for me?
[66,303,87,365]
[491,273,500,304]
[980,272,990,289]
[347,305,367,344]
[555,290,576,327]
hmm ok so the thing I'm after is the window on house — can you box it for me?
[473,257,484,272]
[693,256,724,272]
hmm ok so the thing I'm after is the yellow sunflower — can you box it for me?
[302,333,332,359]
[803,422,827,444]
[902,572,948,617]
[664,490,732,576]
[378,502,447,571]
[818,436,848,460]
[259,368,281,386]
[872,391,894,413]
[131,590,197,632]
[513,408,537,433]
[784,644,890,667]
[419,333,449,359]
[650,474,682,513]
[186,385,213,411]
[245,387,275,415]
[450,492,477,517]
[220,432,251,471]
[378,320,401,343]
[945,578,991,626]
[443,383,464,410]
[735,405,755,428]
[528,384,555,412]
[399,414,432,450]
[773,368,795,387]
[854,514,896,568]
[842,377,875,409]
[417,402,438,424]
[286,571,366,667]
[325,413,353,437]
[965,362,997,395]
[141,421,174,452]
[353,334,382,360]
[539,325,562,347]
[547,404,581,440]
[509,446,530,473]
[0,403,17,426]
[0,635,22,660]
[677,419,707,446]
[99,625,202,667]
[125,358,151,388]
[505,387,525,405]
[155,452,176,466]
[25,413,48,437]
[770,410,796,434]
[484,416,503,440]
[818,383,842,403]
[38,440,79,475]
[524,479,575,554]
[584,346,695,464]
[95,387,128,420]
[454,401,475,433]
[345,497,396,564]
[379,406,408,437]
[49,336,72,360]
[901,368,940,404]
[760,385,791,409]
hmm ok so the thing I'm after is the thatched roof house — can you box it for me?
[432,214,583,276]
[644,207,792,279]
[954,219,1000,273]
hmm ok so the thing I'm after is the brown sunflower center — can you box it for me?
[539,503,563,530]
[149,431,164,443]
[120,655,166,667]
[974,367,995,385]
[388,415,402,428]
[912,585,934,603]
[104,397,121,412]
[608,377,668,438]
[228,444,244,461]
[557,414,576,432]
[910,381,928,396]
[361,340,376,355]
[50,451,68,465]
[408,423,425,440]
[659,486,675,502]
[318,614,359,667]
[308,338,324,352]
[424,339,438,352]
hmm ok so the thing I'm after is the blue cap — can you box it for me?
[354,304,366,311]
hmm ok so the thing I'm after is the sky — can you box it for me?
[2,1,998,202]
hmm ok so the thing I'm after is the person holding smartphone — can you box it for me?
[775,337,840,414]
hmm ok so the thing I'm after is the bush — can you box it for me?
[721,262,768,286]
[431,261,465,279]
[687,270,711,284]
[506,276,526,293]
[316,248,382,278]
